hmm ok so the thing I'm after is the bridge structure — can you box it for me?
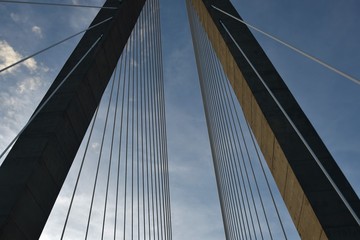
[0,0,359,239]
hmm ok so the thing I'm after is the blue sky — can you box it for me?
[0,0,359,239]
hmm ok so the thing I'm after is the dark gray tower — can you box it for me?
[0,0,147,239]
[187,0,360,239]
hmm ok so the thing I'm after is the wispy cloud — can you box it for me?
[10,12,22,23]
[0,40,50,156]
[0,40,38,74]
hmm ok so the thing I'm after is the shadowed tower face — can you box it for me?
[0,0,169,239]
[0,0,359,239]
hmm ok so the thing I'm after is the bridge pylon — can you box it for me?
[187,0,360,239]
[0,0,147,239]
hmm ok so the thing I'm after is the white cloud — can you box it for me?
[0,40,50,160]
[0,40,23,74]
[23,57,38,72]
[0,40,38,74]
[32,25,43,38]
[0,75,47,152]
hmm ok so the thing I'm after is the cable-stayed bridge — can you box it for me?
[0,0,359,239]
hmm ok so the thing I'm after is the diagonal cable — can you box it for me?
[212,5,360,86]
[0,34,103,160]
[0,0,117,9]
[0,16,113,74]
[220,19,360,227]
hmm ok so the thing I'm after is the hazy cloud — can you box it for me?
[16,76,42,94]
[68,5,99,31]
[10,12,21,23]
[91,142,100,152]
[10,11,29,24]
[32,25,43,38]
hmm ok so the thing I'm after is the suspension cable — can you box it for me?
[220,19,360,226]
[0,0,118,9]
[113,51,125,240]
[223,57,273,239]
[0,34,103,160]
[36,1,170,238]
[0,17,113,74]
[101,63,119,240]
[60,106,100,240]
[84,53,118,240]
[187,1,298,238]
[139,4,147,240]
[135,8,141,239]
[209,32,263,239]
[186,2,230,238]
[212,5,360,86]
[197,16,248,238]
[114,34,129,240]
[190,4,243,239]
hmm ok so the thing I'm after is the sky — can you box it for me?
[0,0,359,239]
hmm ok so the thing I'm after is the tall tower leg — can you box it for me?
[0,0,146,239]
[187,0,360,239]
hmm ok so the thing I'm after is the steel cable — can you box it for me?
[0,0,118,9]
[187,1,302,239]
[188,5,240,239]
[84,51,118,240]
[195,8,250,239]
[50,1,170,238]
[0,17,112,74]
[186,2,231,239]
[212,5,360,86]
